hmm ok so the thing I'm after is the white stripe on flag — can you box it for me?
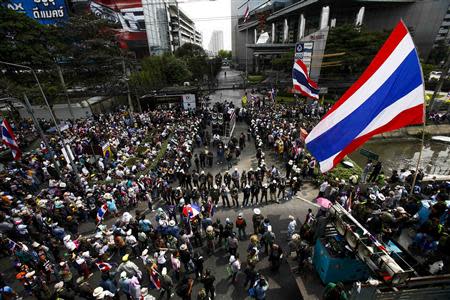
[306,34,415,143]
[356,85,423,138]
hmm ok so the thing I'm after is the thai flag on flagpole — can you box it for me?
[243,5,250,23]
[306,21,424,173]
[2,119,21,161]
[292,59,319,99]
[96,203,108,224]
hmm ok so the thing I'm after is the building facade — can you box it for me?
[232,0,449,78]
[68,0,202,56]
[143,0,202,54]
[208,30,224,55]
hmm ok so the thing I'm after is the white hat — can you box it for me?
[378,194,386,201]
[396,207,406,214]
[142,249,149,256]
[253,208,261,215]
[120,271,127,278]
[25,271,35,278]
[54,281,64,290]
[369,194,376,201]
[93,287,104,298]
[161,267,167,276]
[82,251,90,258]
[126,229,132,236]
[288,215,294,220]
[238,212,243,217]
[180,244,187,250]
[268,225,272,232]
[168,220,176,226]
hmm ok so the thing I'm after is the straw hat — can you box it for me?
[93,287,104,298]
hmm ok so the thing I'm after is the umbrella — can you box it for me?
[316,197,332,209]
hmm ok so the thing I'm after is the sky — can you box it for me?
[179,0,233,51]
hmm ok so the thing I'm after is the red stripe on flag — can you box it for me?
[331,104,423,170]
[322,21,408,119]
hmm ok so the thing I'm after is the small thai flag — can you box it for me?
[2,119,21,161]
[96,204,108,224]
[96,262,112,272]
[150,267,161,290]
[182,204,200,220]
[243,5,250,23]
[292,59,319,99]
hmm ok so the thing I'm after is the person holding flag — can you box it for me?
[1,119,21,161]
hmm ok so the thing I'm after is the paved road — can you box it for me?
[1,84,322,300]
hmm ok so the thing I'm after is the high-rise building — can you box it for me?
[231,0,449,78]
[208,30,224,55]
[71,0,202,56]
[142,0,202,54]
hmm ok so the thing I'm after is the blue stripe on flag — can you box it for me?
[306,49,422,162]
[293,69,319,94]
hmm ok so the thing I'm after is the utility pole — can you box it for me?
[245,27,249,79]
[23,94,62,178]
[0,61,81,184]
[56,64,75,121]
[429,51,450,113]
[122,58,134,113]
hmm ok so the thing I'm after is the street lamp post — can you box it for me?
[0,61,81,184]
[23,94,63,178]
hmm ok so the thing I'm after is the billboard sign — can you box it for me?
[295,41,314,73]
[89,0,147,51]
[5,0,68,25]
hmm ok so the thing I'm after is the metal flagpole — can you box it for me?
[409,38,427,196]
[0,61,81,184]
[245,28,248,78]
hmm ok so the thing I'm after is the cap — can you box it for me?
[253,208,261,215]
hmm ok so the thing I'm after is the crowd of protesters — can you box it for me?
[0,89,449,300]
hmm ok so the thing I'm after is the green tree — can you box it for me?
[174,43,208,81]
[272,51,294,72]
[218,50,232,60]
[0,4,125,103]
[129,54,191,94]
[427,40,449,66]
[322,25,389,79]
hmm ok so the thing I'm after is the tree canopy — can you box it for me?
[218,50,232,60]
[321,25,389,80]
[174,43,208,81]
[129,54,191,94]
[0,4,125,103]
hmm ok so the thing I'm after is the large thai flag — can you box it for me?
[292,59,319,99]
[306,21,424,173]
[96,204,108,224]
[2,119,21,161]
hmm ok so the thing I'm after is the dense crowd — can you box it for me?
[0,90,448,300]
